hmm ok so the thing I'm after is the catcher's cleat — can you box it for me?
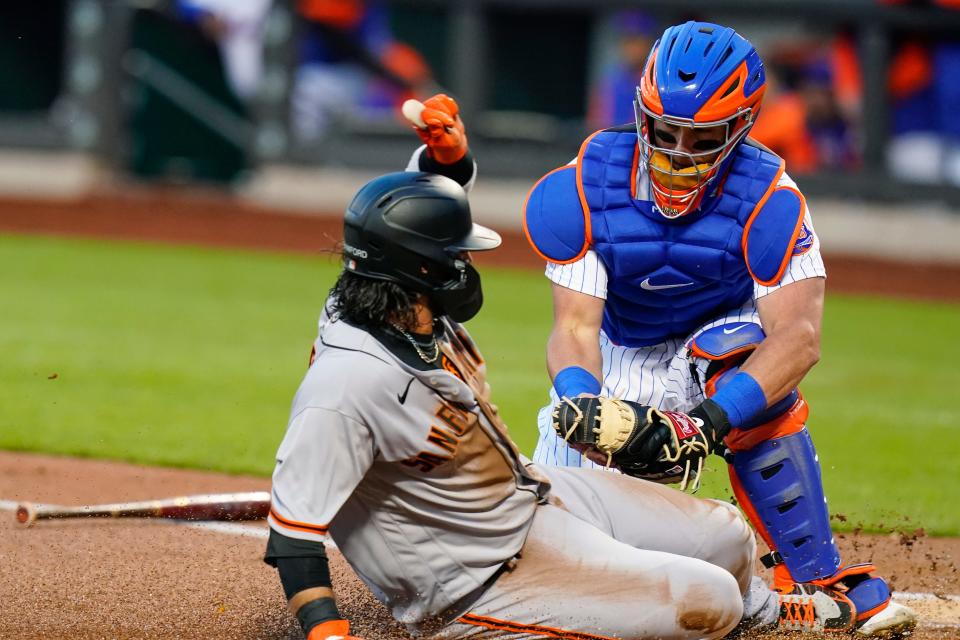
[778,583,857,633]
[855,601,918,638]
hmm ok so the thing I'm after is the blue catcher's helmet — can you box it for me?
[635,21,767,218]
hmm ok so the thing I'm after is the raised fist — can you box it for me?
[402,94,468,164]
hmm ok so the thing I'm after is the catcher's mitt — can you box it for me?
[552,396,726,492]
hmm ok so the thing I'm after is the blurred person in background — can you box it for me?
[175,0,272,101]
[751,53,858,173]
[749,66,819,173]
[292,0,435,141]
[587,10,658,129]
[798,60,859,170]
[829,23,960,185]
[884,38,960,185]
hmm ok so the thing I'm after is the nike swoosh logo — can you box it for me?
[397,378,414,404]
[640,278,694,291]
[723,324,750,334]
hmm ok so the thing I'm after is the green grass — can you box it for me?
[2,234,958,534]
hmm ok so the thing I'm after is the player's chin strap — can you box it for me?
[689,323,893,623]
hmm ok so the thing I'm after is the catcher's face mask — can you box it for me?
[635,93,754,219]
[635,22,766,218]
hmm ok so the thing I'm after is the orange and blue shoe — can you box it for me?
[778,583,918,637]
[778,583,857,633]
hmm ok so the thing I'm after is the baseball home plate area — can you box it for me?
[2,451,958,639]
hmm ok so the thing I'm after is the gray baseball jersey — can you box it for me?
[269,309,778,638]
[268,310,549,625]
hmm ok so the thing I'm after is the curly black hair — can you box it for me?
[328,270,421,330]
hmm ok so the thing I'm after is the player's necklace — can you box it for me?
[389,322,440,364]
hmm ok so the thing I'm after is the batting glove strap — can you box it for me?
[687,398,732,451]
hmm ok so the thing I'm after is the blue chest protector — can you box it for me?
[524,128,805,347]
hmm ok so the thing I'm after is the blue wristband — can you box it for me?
[553,366,601,399]
[710,371,767,428]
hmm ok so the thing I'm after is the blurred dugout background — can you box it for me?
[1,0,960,249]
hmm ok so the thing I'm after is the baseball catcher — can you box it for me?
[517,19,915,638]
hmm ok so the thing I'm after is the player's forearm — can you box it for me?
[265,528,344,637]
[740,320,820,404]
[745,277,825,405]
[547,326,603,395]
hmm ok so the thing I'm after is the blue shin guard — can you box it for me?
[692,322,893,622]
[730,426,840,583]
[729,426,892,621]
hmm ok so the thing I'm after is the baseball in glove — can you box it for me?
[551,396,731,492]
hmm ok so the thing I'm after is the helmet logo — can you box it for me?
[660,204,682,217]
[343,243,368,259]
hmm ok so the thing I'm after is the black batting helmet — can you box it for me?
[342,171,501,321]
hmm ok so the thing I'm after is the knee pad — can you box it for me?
[687,322,765,395]
[687,321,804,440]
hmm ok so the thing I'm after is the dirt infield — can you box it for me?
[2,451,958,639]
[1,190,959,302]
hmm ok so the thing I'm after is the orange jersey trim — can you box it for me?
[268,507,329,536]
[629,143,640,200]
[521,165,588,265]
[459,613,620,640]
[299,0,364,29]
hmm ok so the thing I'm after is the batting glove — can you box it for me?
[402,93,469,164]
